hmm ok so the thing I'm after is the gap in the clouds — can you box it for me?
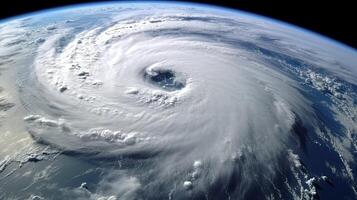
[144,68,185,91]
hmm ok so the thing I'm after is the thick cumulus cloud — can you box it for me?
[9,3,356,200]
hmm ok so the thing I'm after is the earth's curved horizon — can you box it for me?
[0,2,356,200]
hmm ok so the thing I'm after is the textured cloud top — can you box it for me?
[0,3,356,200]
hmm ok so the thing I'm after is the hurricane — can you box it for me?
[0,2,356,200]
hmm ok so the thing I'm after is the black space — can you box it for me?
[0,0,356,49]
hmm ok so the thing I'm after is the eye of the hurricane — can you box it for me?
[144,68,186,91]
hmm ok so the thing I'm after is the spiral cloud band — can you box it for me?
[0,3,356,200]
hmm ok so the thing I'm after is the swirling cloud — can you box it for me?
[0,3,355,199]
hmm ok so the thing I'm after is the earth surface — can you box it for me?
[0,2,356,200]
